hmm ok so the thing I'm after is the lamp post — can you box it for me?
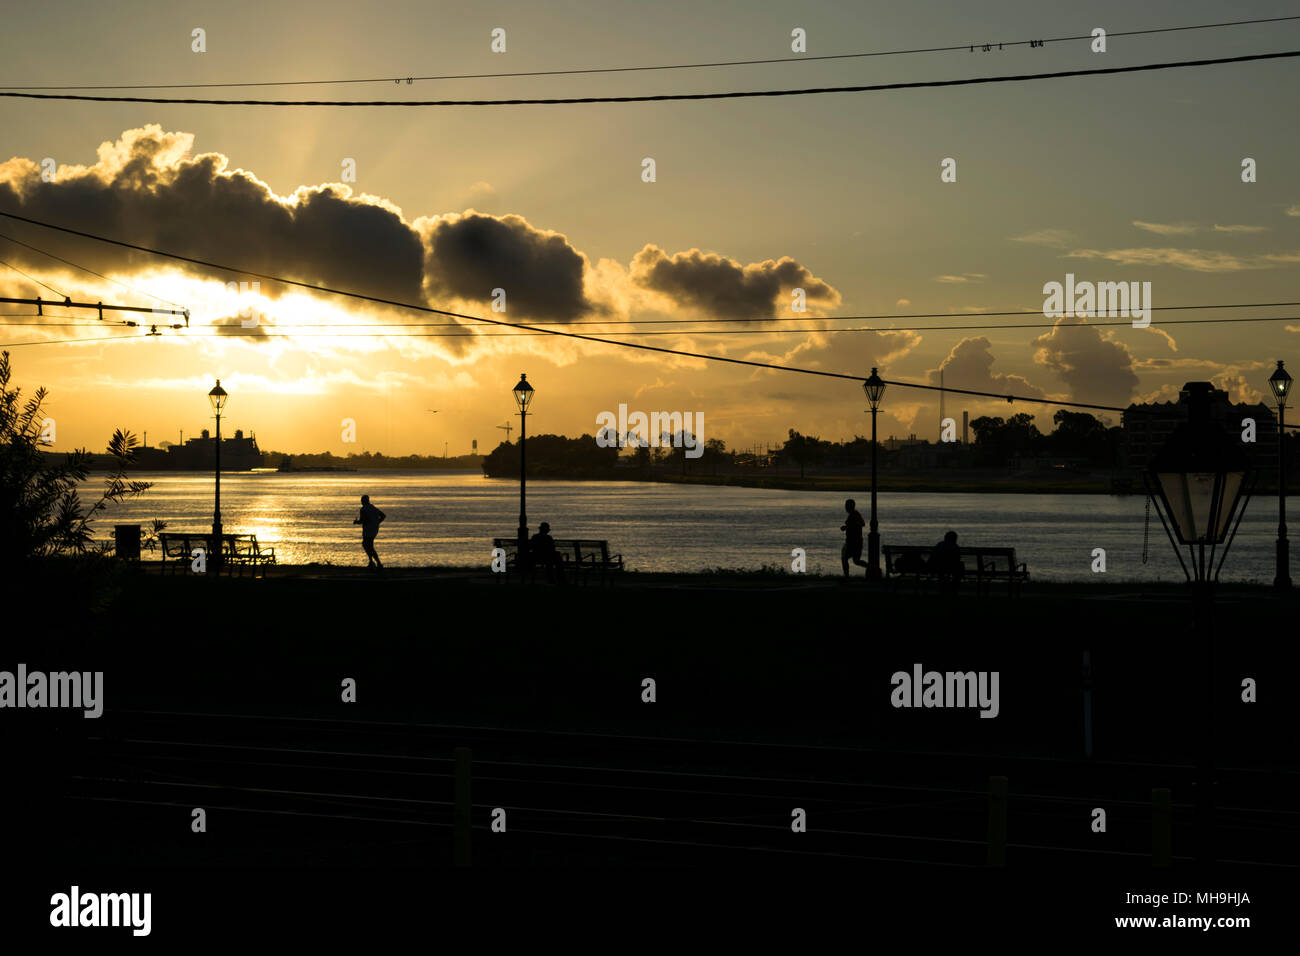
[513,373,534,552]
[863,368,887,580]
[1146,382,1251,864]
[208,379,228,575]
[1268,360,1291,589]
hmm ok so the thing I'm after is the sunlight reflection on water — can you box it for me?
[97,471,1283,582]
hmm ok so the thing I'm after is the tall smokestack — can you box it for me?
[939,368,946,439]
[962,410,969,445]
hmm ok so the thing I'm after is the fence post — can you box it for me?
[1152,787,1172,867]
[987,775,1008,866]
[454,746,472,867]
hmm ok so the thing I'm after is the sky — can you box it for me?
[1,0,1298,457]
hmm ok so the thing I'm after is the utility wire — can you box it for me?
[0,232,188,310]
[4,14,1295,91]
[0,257,65,298]
[3,50,1297,107]
[0,333,142,347]
[116,313,1300,335]
[0,210,1289,419]
[349,300,1300,326]
[12,301,1300,329]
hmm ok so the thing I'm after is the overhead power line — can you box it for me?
[0,258,65,298]
[0,333,147,348]
[0,210,1291,419]
[2,50,1297,107]
[379,300,1300,326]
[0,232,189,310]
[4,14,1295,91]
[76,313,1300,335]
[0,295,188,322]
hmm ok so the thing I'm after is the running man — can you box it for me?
[353,494,386,569]
[841,498,868,579]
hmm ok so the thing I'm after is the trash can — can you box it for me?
[114,524,141,561]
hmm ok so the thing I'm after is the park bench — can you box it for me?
[492,537,623,585]
[157,532,276,577]
[883,544,1028,597]
[225,535,277,577]
[158,532,195,575]
[572,539,624,585]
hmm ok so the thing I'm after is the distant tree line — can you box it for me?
[265,450,482,470]
[478,411,1124,479]
[777,411,1121,472]
[482,434,619,478]
[967,411,1120,467]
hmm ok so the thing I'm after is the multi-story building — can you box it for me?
[1122,382,1276,476]
[131,428,262,470]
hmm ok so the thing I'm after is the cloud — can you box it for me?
[0,126,427,304]
[895,298,911,306]
[929,337,1044,398]
[1136,373,1265,407]
[1286,204,1300,217]
[211,314,272,340]
[417,211,596,321]
[1213,373,1263,405]
[1010,229,1073,248]
[1132,220,1198,236]
[1144,325,1179,353]
[629,245,840,320]
[1064,247,1292,273]
[1133,221,1268,235]
[1,126,855,358]
[466,181,498,204]
[1136,382,1182,404]
[933,273,986,284]
[1031,317,1139,406]
[1134,357,1220,370]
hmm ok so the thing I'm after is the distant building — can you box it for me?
[132,427,262,470]
[883,434,928,452]
[882,434,940,470]
[1122,382,1275,476]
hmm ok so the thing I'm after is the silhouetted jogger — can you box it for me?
[354,494,386,570]
[929,530,963,593]
[529,521,565,584]
[841,498,868,579]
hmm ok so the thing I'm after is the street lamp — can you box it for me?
[513,373,534,552]
[862,368,887,580]
[1148,382,1250,583]
[1268,360,1291,589]
[208,379,228,575]
[1146,381,1251,865]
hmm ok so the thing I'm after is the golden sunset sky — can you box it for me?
[1,0,1298,456]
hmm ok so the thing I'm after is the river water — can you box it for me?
[92,472,1288,583]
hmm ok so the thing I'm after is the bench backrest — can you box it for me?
[158,534,187,558]
[571,539,610,563]
[227,535,263,556]
[492,537,613,564]
[492,537,522,556]
[159,533,266,557]
[159,533,208,557]
[883,544,1019,571]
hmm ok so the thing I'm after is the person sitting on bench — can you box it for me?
[529,521,566,584]
[929,530,964,593]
